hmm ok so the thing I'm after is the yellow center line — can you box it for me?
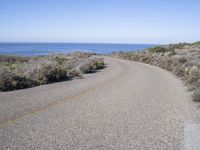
[0,66,128,127]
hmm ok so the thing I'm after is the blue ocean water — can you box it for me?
[0,43,154,56]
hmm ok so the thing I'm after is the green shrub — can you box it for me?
[54,56,68,65]
[169,43,189,50]
[148,46,167,53]
[95,59,104,69]
[192,41,200,46]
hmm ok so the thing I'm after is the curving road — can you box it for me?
[0,57,200,149]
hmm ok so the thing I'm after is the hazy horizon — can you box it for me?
[1,0,200,44]
[0,41,158,45]
[0,41,197,45]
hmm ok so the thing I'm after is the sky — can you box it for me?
[0,0,200,44]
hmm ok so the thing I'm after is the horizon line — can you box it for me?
[0,40,197,45]
[0,41,167,45]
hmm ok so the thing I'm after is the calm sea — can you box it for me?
[0,43,154,56]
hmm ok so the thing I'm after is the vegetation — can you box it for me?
[168,42,190,50]
[148,46,167,53]
[148,43,190,53]
[193,88,200,102]
[192,41,200,46]
[111,41,200,102]
[0,52,104,91]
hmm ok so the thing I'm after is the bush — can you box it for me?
[148,46,167,53]
[78,60,96,73]
[178,57,187,63]
[193,88,200,102]
[169,43,189,50]
[0,67,37,91]
[54,56,68,65]
[0,53,104,91]
[173,64,185,77]
[36,65,67,84]
[95,58,104,69]
[192,41,200,46]
[66,69,82,78]
[185,66,199,85]
[78,57,104,73]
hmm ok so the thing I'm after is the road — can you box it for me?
[0,57,200,150]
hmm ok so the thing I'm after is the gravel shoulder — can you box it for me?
[1,57,200,149]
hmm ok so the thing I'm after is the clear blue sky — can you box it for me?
[0,0,200,44]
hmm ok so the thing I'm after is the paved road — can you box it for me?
[0,57,200,150]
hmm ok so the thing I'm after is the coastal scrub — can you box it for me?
[0,52,104,91]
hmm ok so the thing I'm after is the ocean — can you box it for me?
[0,43,154,56]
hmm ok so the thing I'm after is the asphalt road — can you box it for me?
[0,57,200,150]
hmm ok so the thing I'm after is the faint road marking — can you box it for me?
[0,62,128,127]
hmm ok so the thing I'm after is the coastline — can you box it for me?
[0,43,154,56]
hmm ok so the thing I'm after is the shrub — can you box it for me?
[178,57,187,63]
[192,41,200,46]
[173,64,185,77]
[95,58,104,69]
[53,55,70,65]
[36,64,67,84]
[148,46,167,53]
[193,88,200,102]
[66,69,82,78]
[78,61,96,73]
[77,57,104,73]
[169,43,189,50]
[0,67,37,91]
[0,53,104,91]
[185,66,199,85]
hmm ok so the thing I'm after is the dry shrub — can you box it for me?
[0,53,104,91]
[193,88,200,102]
[0,67,37,91]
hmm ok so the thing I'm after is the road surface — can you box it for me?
[0,57,200,149]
